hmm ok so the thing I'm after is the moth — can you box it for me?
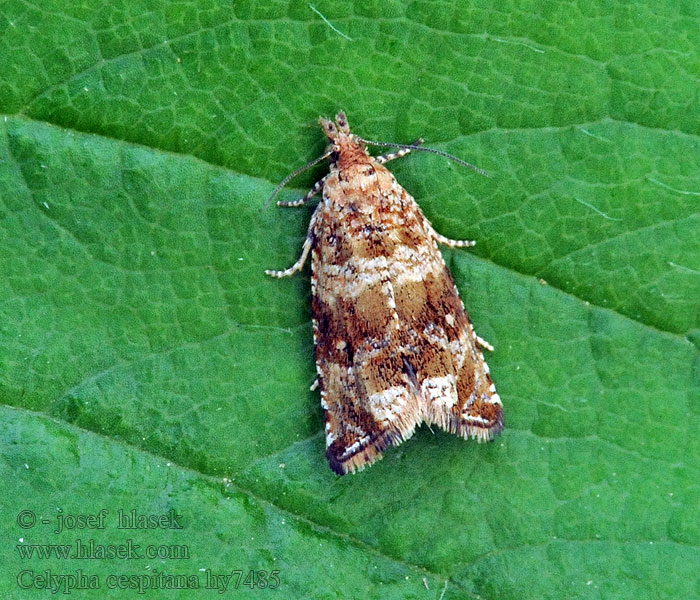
[266,112,504,475]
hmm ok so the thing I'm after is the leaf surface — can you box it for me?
[1,1,699,598]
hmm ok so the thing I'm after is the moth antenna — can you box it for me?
[263,151,332,209]
[357,138,489,177]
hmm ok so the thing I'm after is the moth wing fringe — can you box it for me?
[327,426,415,475]
[426,408,505,442]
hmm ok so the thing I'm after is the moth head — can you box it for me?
[264,112,488,209]
[319,112,368,168]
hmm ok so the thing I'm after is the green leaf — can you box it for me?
[1,1,698,598]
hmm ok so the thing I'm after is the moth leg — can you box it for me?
[277,175,328,207]
[475,335,494,352]
[416,208,476,248]
[375,138,424,164]
[429,226,476,248]
[265,210,318,278]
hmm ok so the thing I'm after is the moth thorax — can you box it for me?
[334,136,370,169]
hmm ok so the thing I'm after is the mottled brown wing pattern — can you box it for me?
[395,189,503,442]
[311,167,425,475]
[311,162,502,474]
[267,112,503,475]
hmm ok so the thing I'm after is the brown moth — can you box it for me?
[266,112,503,475]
